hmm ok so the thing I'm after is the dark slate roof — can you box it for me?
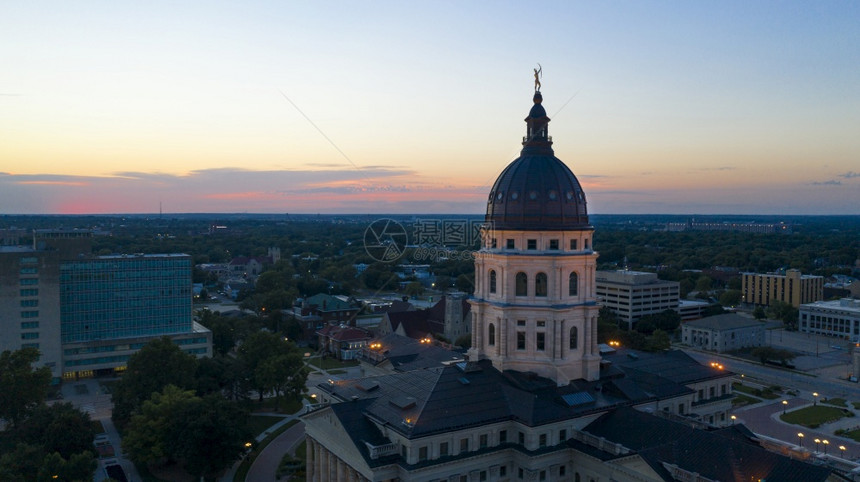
[685,313,765,331]
[585,407,832,482]
[603,349,732,385]
[328,398,400,468]
[385,310,444,339]
[375,333,464,371]
[322,360,629,439]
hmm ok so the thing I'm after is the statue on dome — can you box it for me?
[534,64,542,91]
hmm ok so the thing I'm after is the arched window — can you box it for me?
[489,270,497,294]
[569,272,578,296]
[515,272,527,296]
[488,323,495,346]
[535,272,548,297]
[569,326,578,350]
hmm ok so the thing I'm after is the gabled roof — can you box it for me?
[373,333,464,371]
[305,293,358,312]
[317,324,372,342]
[385,310,444,339]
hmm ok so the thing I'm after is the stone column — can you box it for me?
[592,315,598,355]
[336,458,344,481]
[306,438,316,482]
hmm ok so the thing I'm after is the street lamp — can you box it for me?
[839,445,846,458]
[814,438,821,453]
[797,432,804,448]
[813,392,819,406]
[782,400,788,414]
[730,415,736,424]
[823,439,829,455]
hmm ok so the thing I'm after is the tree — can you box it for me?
[112,337,199,430]
[455,274,474,294]
[404,281,424,298]
[753,306,766,320]
[767,300,799,329]
[0,348,51,427]
[719,289,742,307]
[123,385,199,465]
[256,353,307,410]
[13,403,95,461]
[645,330,671,352]
[695,275,713,293]
[238,331,296,402]
[167,394,252,478]
[454,334,471,349]
[751,346,796,366]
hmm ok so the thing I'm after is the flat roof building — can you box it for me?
[681,313,765,353]
[0,230,210,381]
[742,269,823,308]
[799,298,860,342]
[595,270,680,330]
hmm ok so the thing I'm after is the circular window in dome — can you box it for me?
[529,191,538,200]
[548,190,558,200]
[511,191,519,200]
[566,191,574,200]
[496,191,504,201]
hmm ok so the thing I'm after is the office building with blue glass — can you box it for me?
[0,229,211,381]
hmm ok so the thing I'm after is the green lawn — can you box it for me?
[780,405,853,428]
[250,396,303,414]
[732,394,760,407]
[247,415,285,437]
[307,357,359,370]
[853,402,860,410]
[822,398,848,408]
[840,429,860,442]
[732,382,780,400]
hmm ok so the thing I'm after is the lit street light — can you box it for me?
[813,392,819,406]
[814,438,821,453]
[840,445,846,458]
[730,415,736,424]
[823,439,829,455]
[797,432,804,448]
[782,400,788,414]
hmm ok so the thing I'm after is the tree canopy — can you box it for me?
[0,348,51,427]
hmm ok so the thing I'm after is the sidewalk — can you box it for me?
[735,396,860,460]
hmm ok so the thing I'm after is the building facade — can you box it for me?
[742,269,823,308]
[301,88,832,482]
[59,254,211,378]
[798,298,860,341]
[0,230,211,381]
[681,313,765,353]
[595,270,680,330]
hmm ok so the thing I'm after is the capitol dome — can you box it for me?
[485,91,589,231]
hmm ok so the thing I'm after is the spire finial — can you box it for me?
[533,64,542,92]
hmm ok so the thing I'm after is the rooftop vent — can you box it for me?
[357,380,380,392]
[390,396,416,410]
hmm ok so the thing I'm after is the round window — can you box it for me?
[511,191,519,200]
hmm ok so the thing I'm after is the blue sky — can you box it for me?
[1,1,858,214]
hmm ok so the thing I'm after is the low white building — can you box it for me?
[799,298,860,341]
[681,314,765,353]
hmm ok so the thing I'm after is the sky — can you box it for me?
[1,1,858,215]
